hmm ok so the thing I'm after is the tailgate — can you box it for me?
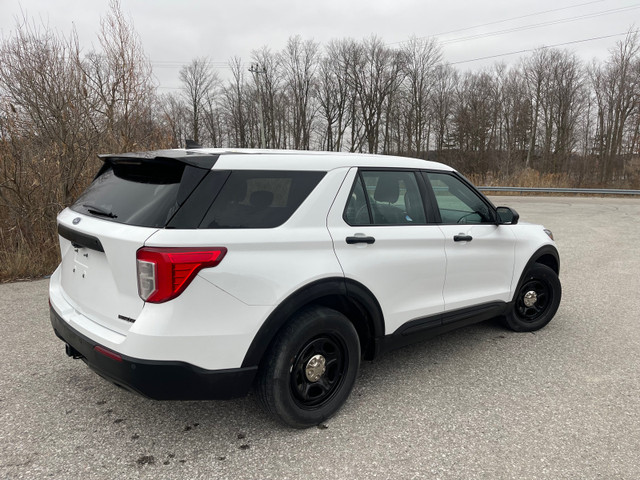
[57,208,158,334]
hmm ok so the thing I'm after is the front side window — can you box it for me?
[426,172,494,224]
[344,170,427,225]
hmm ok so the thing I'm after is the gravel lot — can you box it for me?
[1,196,639,479]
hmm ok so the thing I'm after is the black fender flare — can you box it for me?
[241,277,384,368]
[524,244,560,275]
[513,245,560,297]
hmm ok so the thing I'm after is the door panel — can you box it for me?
[438,224,516,310]
[424,171,516,311]
[327,168,447,334]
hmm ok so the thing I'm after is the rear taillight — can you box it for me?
[136,247,227,303]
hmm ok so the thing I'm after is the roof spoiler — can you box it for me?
[98,150,219,170]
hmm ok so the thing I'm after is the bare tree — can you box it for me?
[159,92,188,148]
[82,0,156,151]
[220,56,249,147]
[4,17,640,282]
[549,51,586,171]
[590,30,640,180]
[0,4,169,280]
[346,36,405,153]
[401,36,441,156]
[431,64,458,153]
[315,40,353,151]
[281,36,319,150]
[451,71,499,173]
[522,49,553,168]
[179,57,219,144]
[201,90,223,147]
[0,18,96,206]
[250,47,283,148]
[0,17,98,278]
[497,65,531,175]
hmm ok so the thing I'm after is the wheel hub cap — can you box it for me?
[523,290,538,307]
[305,354,326,382]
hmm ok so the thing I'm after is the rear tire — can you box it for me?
[503,264,561,332]
[257,306,360,428]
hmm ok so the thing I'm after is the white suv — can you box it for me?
[49,148,561,428]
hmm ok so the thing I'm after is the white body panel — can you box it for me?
[437,224,516,311]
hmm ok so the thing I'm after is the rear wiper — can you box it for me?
[82,204,118,219]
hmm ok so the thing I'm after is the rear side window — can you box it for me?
[71,160,208,228]
[199,170,325,228]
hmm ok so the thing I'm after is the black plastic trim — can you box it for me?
[240,277,385,367]
[346,236,375,244]
[453,234,473,242]
[241,279,346,368]
[414,171,440,224]
[168,170,230,229]
[344,278,386,344]
[57,224,104,252]
[383,301,508,353]
[50,307,257,400]
[520,245,561,278]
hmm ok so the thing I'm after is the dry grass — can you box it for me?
[467,168,573,188]
[467,167,640,197]
[0,226,60,283]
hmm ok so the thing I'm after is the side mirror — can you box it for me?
[496,206,519,225]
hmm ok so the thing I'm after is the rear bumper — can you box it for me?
[50,306,257,400]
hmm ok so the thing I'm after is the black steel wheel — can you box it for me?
[257,306,360,428]
[504,263,561,332]
[515,278,550,322]
[290,334,347,408]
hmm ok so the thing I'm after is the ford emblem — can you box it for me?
[72,217,81,225]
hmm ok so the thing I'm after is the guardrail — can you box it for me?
[478,186,640,196]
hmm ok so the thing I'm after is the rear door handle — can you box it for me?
[346,236,376,245]
[453,234,473,242]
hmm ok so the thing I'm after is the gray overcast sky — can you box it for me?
[1,0,638,91]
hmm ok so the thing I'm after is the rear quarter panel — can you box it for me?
[143,167,351,307]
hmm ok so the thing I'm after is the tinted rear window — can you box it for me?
[71,160,208,228]
[199,170,326,228]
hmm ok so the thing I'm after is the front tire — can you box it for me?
[257,306,360,428]
[504,264,561,332]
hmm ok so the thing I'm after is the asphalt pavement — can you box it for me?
[1,196,639,479]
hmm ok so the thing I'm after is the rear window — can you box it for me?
[71,159,208,228]
[199,170,325,228]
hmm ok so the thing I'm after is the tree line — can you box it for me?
[169,33,639,186]
[0,0,639,279]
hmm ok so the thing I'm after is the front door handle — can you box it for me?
[346,236,376,245]
[453,234,473,242]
